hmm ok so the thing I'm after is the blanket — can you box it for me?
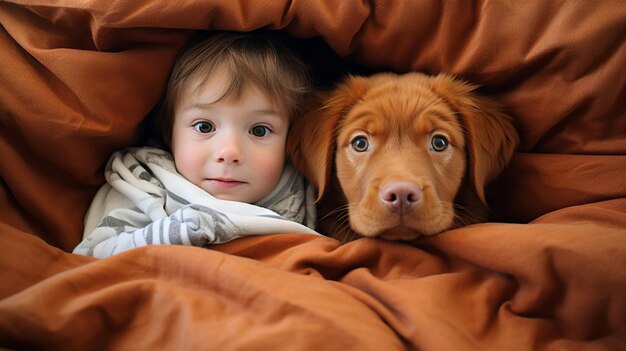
[0,1,625,350]
[74,147,317,258]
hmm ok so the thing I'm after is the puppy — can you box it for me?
[288,72,519,242]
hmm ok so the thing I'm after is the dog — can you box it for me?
[288,72,519,242]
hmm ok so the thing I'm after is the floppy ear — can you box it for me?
[429,74,519,205]
[287,75,370,201]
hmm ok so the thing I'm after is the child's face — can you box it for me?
[171,68,288,203]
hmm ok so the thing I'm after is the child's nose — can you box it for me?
[215,137,242,164]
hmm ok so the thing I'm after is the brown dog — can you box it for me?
[288,72,519,242]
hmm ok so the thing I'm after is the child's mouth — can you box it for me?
[207,178,246,190]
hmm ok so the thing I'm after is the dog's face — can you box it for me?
[334,81,468,239]
[288,72,518,241]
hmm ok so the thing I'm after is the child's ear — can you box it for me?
[428,74,519,205]
[288,75,370,201]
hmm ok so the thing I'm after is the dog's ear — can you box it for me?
[429,74,519,205]
[288,75,370,201]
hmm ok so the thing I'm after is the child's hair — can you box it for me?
[156,30,311,147]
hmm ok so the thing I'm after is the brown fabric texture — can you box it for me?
[0,1,624,350]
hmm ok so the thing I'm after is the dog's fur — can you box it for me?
[288,72,519,242]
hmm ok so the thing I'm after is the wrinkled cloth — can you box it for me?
[1,1,625,350]
[74,147,317,258]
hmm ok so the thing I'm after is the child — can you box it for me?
[74,31,318,258]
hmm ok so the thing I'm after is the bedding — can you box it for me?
[1,1,625,350]
[74,147,317,258]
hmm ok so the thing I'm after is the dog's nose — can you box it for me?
[380,181,422,214]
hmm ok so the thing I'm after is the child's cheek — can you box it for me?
[256,148,286,190]
[174,152,198,184]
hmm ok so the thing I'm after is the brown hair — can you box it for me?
[156,30,311,147]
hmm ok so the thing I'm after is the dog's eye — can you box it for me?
[350,136,369,152]
[430,135,449,152]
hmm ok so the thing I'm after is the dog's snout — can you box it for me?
[380,182,421,214]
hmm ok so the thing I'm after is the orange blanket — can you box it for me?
[1,1,625,350]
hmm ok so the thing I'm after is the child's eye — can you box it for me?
[193,121,214,134]
[250,125,271,137]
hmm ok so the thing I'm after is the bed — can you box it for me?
[1,1,625,350]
